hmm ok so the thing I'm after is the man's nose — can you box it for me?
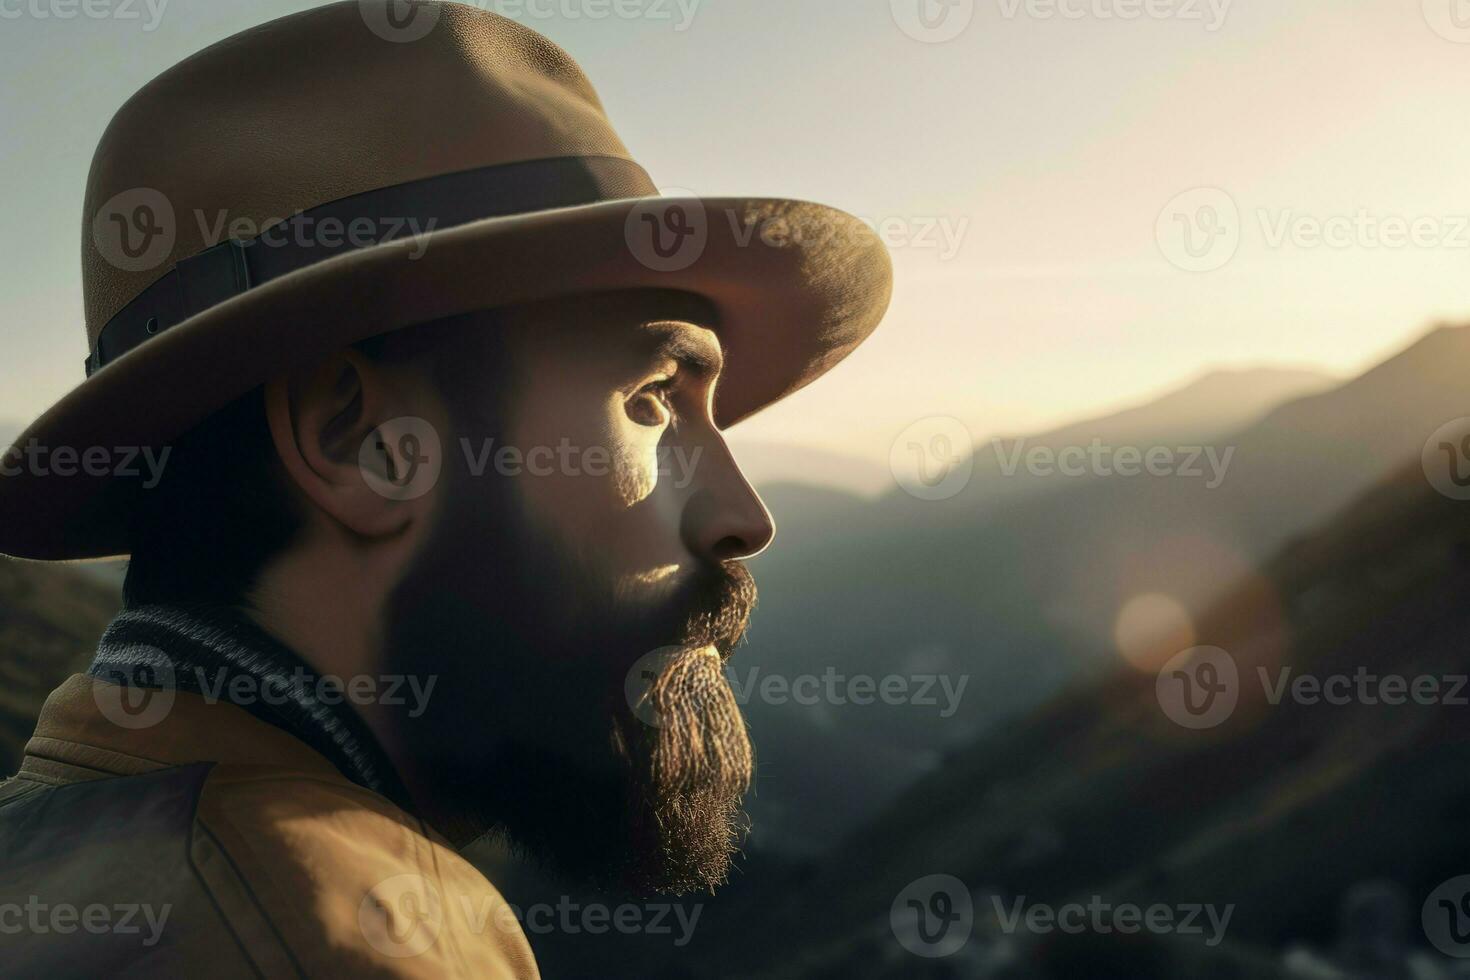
[681,443,776,562]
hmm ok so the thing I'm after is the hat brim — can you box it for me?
[0,196,892,561]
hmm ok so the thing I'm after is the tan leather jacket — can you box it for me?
[0,675,540,979]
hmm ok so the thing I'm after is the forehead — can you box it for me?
[498,289,721,365]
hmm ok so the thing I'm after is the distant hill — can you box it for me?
[728,369,1333,507]
[738,325,1470,854]
[971,365,1336,484]
[1039,365,1334,442]
[0,425,126,771]
[692,452,1470,978]
[0,559,120,768]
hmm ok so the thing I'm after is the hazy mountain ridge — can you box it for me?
[0,560,119,767]
[972,365,1336,466]
[738,324,1470,853]
[732,366,1333,502]
[692,454,1470,978]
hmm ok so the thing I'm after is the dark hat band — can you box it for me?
[86,154,655,377]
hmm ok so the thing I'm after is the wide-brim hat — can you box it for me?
[0,0,892,562]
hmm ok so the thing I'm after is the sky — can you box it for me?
[3,0,1469,466]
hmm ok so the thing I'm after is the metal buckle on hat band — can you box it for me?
[83,238,252,376]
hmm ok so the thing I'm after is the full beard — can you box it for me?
[381,472,756,897]
[609,567,757,895]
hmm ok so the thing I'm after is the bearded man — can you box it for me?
[0,2,891,976]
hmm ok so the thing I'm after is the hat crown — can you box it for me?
[82,0,647,340]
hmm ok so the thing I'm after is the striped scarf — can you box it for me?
[88,603,413,811]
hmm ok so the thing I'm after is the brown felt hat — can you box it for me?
[0,0,892,562]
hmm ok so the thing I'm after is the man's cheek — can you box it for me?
[609,433,662,506]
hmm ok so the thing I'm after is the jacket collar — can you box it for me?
[85,603,411,808]
[20,672,345,784]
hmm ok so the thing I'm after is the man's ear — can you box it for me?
[264,349,429,539]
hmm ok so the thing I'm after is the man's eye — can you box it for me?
[627,381,675,428]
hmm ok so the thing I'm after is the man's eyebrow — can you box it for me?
[645,323,724,377]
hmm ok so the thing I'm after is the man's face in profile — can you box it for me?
[380,292,775,897]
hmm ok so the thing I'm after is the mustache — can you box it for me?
[670,561,757,659]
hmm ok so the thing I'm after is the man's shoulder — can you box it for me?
[197,761,540,979]
[0,762,262,977]
[0,761,538,979]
